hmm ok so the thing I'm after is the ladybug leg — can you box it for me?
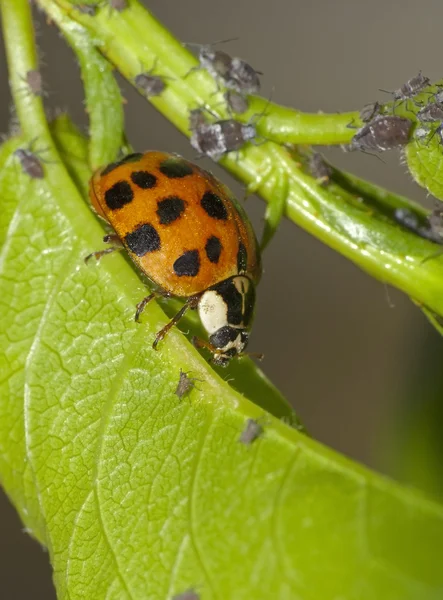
[84,234,123,263]
[153,295,200,350]
[135,289,171,323]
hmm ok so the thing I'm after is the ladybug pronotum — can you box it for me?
[87,151,261,366]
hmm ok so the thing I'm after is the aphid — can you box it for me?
[394,206,443,244]
[134,61,167,98]
[239,418,263,444]
[186,41,261,95]
[380,71,431,108]
[14,147,44,179]
[108,0,127,12]
[224,90,249,115]
[308,152,332,186]
[359,101,381,123]
[24,69,43,96]
[86,151,261,366]
[189,107,208,131]
[343,116,412,152]
[172,590,199,600]
[74,3,98,14]
[190,115,257,161]
[417,102,443,123]
[174,369,201,399]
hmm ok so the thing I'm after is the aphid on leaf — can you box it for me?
[172,589,200,600]
[86,151,261,366]
[239,418,263,445]
[380,71,431,109]
[14,146,44,179]
[185,40,261,96]
[343,116,412,152]
[308,152,332,186]
[417,101,443,123]
[174,369,202,399]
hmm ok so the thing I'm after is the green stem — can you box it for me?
[43,0,358,145]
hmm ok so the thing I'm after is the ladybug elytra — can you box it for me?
[87,151,261,366]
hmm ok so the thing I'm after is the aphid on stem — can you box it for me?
[184,39,261,96]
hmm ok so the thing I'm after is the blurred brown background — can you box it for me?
[1,0,443,597]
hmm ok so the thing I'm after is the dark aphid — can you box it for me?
[239,418,263,444]
[172,590,200,600]
[188,107,208,131]
[417,102,443,123]
[174,369,201,399]
[108,0,127,12]
[381,71,431,105]
[14,148,44,179]
[394,206,443,244]
[308,152,332,186]
[74,3,98,14]
[134,72,165,98]
[224,90,249,114]
[25,69,43,96]
[359,101,381,123]
[190,116,257,161]
[343,116,412,152]
[187,42,261,95]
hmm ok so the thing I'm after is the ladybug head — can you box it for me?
[197,276,255,366]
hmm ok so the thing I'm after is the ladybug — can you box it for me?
[87,151,261,366]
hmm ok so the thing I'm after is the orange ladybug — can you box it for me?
[87,151,261,366]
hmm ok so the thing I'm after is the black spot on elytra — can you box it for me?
[201,191,228,220]
[205,236,222,263]
[159,157,193,178]
[131,170,157,189]
[173,250,200,277]
[101,153,144,176]
[156,196,186,225]
[125,223,160,256]
[237,242,247,273]
[104,180,134,210]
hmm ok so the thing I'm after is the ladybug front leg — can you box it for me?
[84,234,123,263]
[152,295,200,350]
[135,289,171,323]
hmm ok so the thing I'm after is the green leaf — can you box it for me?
[1,115,443,599]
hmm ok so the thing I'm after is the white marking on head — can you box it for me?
[233,276,251,322]
[198,290,228,335]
